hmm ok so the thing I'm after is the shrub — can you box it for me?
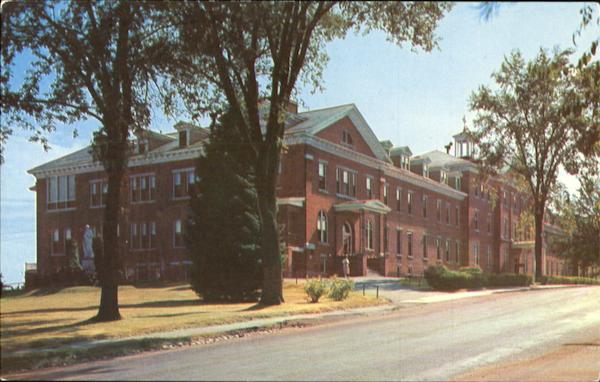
[304,278,329,303]
[425,266,532,291]
[328,278,355,301]
[540,275,600,285]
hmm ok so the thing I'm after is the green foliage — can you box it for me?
[328,277,355,301]
[304,278,329,303]
[65,239,83,271]
[540,275,600,285]
[187,110,262,302]
[425,266,532,291]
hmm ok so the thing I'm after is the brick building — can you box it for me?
[27,102,568,282]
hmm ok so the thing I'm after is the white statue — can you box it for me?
[83,225,94,259]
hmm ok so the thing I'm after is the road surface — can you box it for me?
[10,286,600,381]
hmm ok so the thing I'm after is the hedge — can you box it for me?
[424,265,532,291]
[540,275,600,285]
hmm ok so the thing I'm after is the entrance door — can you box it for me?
[343,222,353,256]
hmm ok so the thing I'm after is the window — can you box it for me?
[130,221,155,250]
[396,229,402,255]
[130,174,156,203]
[173,168,195,199]
[440,171,448,185]
[474,242,480,266]
[513,222,517,240]
[422,195,428,218]
[503,247,509,271]
[366,220,373,250]
[407,232,413,258]
[436,238,441,260]
[422,235,428,259]
[474,210,479,231]
[51,228,62,255]
[366,177,373,199]
[503,190,508,208]
[423,164,429,178]
[407,192,413,215]
[173,219,184,248]
[90,180,108,208]
[342,130,353,145]
[383,184,388,205]
[445,240,450,262]
[487,213,492,234]
[400,155,410,170]
[336,168,356,197]
[504,218,509,239]
[455,241,460,263]
[436,200,442,222]
[317,211,328,243]
[455,176,462,191]
[318,162,327,191]
[446,204,450,224]
[456,206,460,226]
[487,246,492,271]
[47,175,76,210]
[384,223,389,252]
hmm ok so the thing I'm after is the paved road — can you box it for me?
[12,286,600,381]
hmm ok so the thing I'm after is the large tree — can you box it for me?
[187,111,262,302]
[469,48,599,281]
[1,1,172,320]
[171,1,453,304]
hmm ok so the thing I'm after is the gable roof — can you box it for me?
[286,104,391,162]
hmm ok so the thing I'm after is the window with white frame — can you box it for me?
[455,241,461,263]
[50,228,62,255]
[474,242,480,266]
[445,239,450,262]
[130,174,156,203]
[336,167,356,197]
[366,176,373,199]
[474,210,479,231]
[47,175,76,210]
[130,222,155,250]
[440,171,448,185]
[423,164,429,178]
[173,219,184,248]
[90,180,108,208]
[456,206,460,226]
[407,192,413,215]
[487,213,492,234]
[317,210,328,243]
[318,161,327,191]
[396,187,401,211]
[396,228,402,255]
[342,130,353,145]
[487,245,492,270]
[422,234,428,259]
[436,199,442,222]
[383,184,388,205]
[407,232,413,258]
[422,195,428,218]
[173,168,195,199]
[436,238,441,260]
[446,203,450,224]
[455,176,462,191]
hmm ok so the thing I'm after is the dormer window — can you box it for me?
[400,156,410,170]
[440,171,448,185]
[423,164,429,178]
[342,130,353,146]
[179,130,189,148]
[135,139,148,154]
[455,176,462,191]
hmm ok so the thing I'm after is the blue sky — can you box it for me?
[1,2,597,285]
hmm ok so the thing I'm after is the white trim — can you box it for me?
[277,197,305,208]
[305,153,314,160]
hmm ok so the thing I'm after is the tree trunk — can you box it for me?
[96,168,123,321]
[533,205,545,283]
[256,155,284,305]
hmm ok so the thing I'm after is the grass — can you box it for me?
[397,277,432,291]
[1,281,386,358]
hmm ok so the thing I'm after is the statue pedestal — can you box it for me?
[82,258,95,272]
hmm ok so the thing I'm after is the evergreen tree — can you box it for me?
[186,111,262,302]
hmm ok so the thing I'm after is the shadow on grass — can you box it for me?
[4,317,99,338]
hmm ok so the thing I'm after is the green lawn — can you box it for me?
[1,281,387,355]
